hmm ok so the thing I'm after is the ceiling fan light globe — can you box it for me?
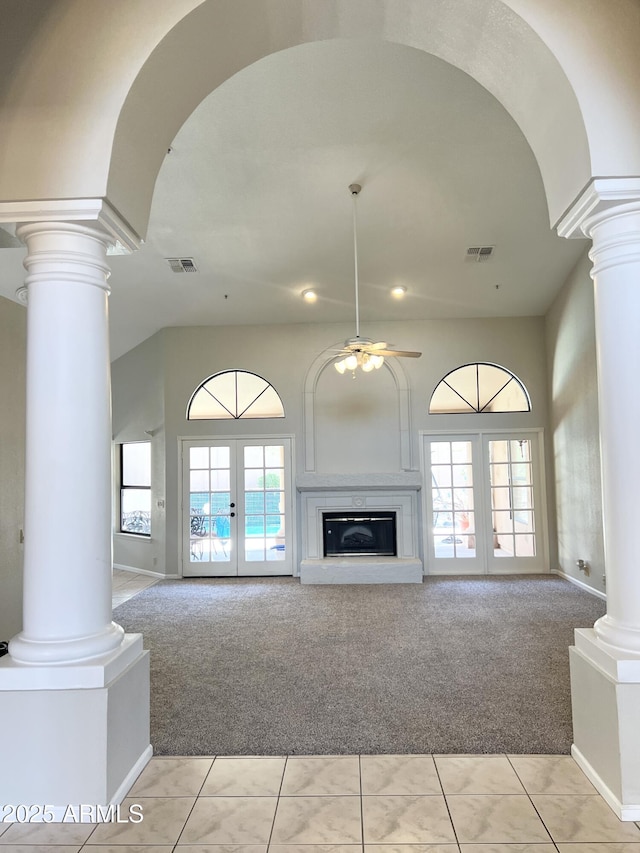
[334,359,347,374]
[345,354,358,371]
[362,357,375,372]
[371,355,384,369]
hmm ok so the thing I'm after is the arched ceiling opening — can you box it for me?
[2,1,640,236]
[102,37,585,357]
[107,0,592,235]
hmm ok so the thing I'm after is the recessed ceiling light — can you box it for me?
[391,285,407,299]
[302,289,318,303]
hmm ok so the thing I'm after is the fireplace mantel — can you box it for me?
[296,472,422,491]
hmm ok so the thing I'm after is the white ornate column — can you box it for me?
[558,178,640,820]
[11,221,123,664]
[0,200,151,814]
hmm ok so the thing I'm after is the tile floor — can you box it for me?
[4,571,630,849]
[2,754,640,849]
[111,568,159,608]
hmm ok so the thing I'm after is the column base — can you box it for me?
[570,628,640,820]
[9,621,125,666]
[0,634,151,813]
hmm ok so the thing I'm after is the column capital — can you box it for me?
[0,197,141,255]
[557,177,640,239]
[16,221,114,296]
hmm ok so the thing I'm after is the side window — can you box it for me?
[119,441,151,536]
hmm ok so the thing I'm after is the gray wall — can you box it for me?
[546,249,605,594]
[113,316,552,577]
[112,332,167,575]
[0,296,26,640]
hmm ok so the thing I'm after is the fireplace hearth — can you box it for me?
[323,511,397,557]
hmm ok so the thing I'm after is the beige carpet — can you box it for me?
[114,575,605,756]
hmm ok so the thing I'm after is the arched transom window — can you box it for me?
[187,370,285,420]
[429,363,531,414]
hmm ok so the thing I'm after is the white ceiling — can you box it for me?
[0,39,587,359]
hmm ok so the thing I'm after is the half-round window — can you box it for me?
[429,363,531,414]
[187,370,285,420]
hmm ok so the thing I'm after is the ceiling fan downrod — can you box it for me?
[349,183,362,341]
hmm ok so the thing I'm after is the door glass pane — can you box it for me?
[244,445,264,467]
[431,465,452,488]
[490,464,510,486]
[210,469,230,490]
[511,439,531,461]
[245,492,265,514]
[514,511,535,533]
[512,487,533,509]
[190,470,209,492]
[211,446,230,468]
[451,442,472,463]
[455,487,474,511]
[431,442,451,464]
[494,532,514,557]
[433,487,452,511]
[491,487,511,512]
[245,469,263,490]
[515,535,536,557]
[265,445,284,466]
[512,463,532,485]
[452,465,472,487]
[190,447,209,468]
[265,469,283,489]
[246,515,265,536]
[490,440,509,459]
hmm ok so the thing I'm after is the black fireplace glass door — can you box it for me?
[323,511,397,557]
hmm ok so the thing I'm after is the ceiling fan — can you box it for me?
[333,183,422,374]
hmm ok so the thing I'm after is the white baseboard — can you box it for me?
[110,744,153,805]
[551,568,606,600]
[113,563,179,579]
[571,744,640,821]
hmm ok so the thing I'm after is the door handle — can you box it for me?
[230,512,235,517]
[229,502,235,508]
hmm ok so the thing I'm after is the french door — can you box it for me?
[182,438,293,577]
[423,431,546,574]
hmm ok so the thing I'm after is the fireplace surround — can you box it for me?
[297,472,423,583]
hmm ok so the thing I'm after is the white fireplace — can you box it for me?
[297,473,423,583]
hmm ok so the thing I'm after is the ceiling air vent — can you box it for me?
[166,257,198,273]
[466,246,495,262]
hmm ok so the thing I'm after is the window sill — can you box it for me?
[114,532,152,542]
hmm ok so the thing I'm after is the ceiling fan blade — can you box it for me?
[376,349,422,358]
[368,341,389,350]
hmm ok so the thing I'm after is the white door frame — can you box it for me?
[178,434,296,578]
[419,428,549,575]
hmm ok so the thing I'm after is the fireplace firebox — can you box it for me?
[323,511,397,557]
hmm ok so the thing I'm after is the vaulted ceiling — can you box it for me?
[0,38,587,359]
